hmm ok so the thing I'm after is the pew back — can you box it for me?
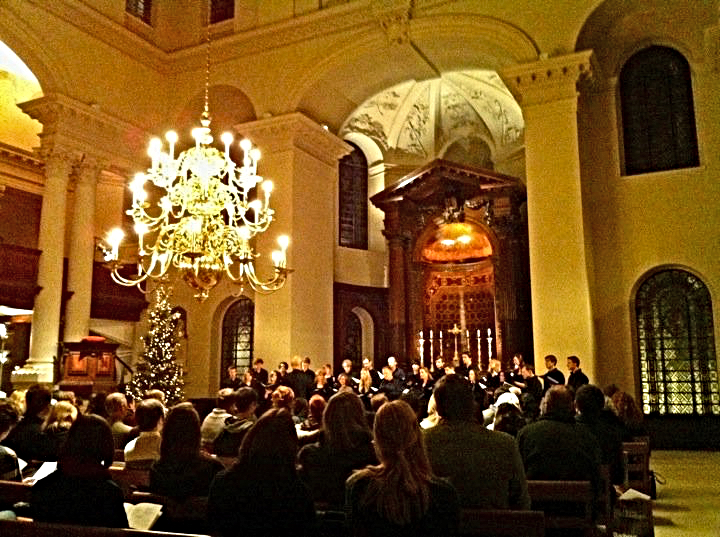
[527,480,595,536]
[0,519,210,537]
[459,508,545,537]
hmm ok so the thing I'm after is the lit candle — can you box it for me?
[487,328,491,337]
[420,330,423,339]
[166,131,178,161]
[477,329,480,338]
[221,132,233,160]
[429,329,433,339]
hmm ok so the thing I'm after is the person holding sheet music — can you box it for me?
[541,354,565,393]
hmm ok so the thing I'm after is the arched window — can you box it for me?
[635,269,718,415]
[221,297,254,376]
[338,143,368,250]
[620,46,699,176]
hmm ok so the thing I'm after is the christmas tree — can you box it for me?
[126,285,185,405]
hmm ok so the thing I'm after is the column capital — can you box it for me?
[18,93,144,171]
[71,155,107,189]
[235,112,353,166]
[501,50,598,107]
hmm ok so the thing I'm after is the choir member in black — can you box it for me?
[387,356,406,384]
[358,368,378,410]
[336,372,357,392]
[432,356,446,382]
[301,356,315,385]
[566,355,590,392]
[311,370,336,401]
[405,362,422,389]
[251,358,269,385]
[541,354,565,393]
[378,366,403,401]
[455,353,473,378]
[337,359,359,389]
[362,357,381,388]
[221,365,242,390]
[518,364,544,404]
[507,353,525,387]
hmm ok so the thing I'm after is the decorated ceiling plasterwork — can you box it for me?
[339,70,524,166]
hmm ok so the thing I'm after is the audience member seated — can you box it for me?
[208,408,316,537]
[575,384,624,487]
[492,402,527,438]
[31,414,128,528]
[124,398,164,469]
[105,392,133,450]
[212,388,257,457]
[298,391,376,509]
[271,385,295,412]
[0,399,21,482]
[3,384,56,462]
[611,390,648,442]
[297,394,325,446]
[86,391,108,419]
[42,400,78,459]
[424,374,530,510]
[200,388,235,452]
[516,385,601,485]
[345,400,460,537]
[150,402,225,499]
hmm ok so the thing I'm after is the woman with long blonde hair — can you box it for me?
[345,400,459,536]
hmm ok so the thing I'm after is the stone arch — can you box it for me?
[291,14,538,131]
[175,84,256,139]
[351,305,375,364]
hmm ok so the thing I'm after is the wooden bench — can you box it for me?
[109,467,150,499]
[459,508,545,536]
[527,480,596,537]
[0,480,32,506]
[0,519,210,537]
[623,441,651,495]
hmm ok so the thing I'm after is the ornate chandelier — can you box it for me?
[101,19,289,302]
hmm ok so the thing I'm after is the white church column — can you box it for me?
[64,156,103,342]
[22,149,76,384]
[502,51,598,379]
[237,113,351,365]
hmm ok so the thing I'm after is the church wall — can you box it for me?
[577,5,720,395]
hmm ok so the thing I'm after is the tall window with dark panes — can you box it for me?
[210,0,234,24]
[221,297,254,376]
[338,143,368,249]
[635,269,718,415]
[620,46,699,175]
[126,0,152,25]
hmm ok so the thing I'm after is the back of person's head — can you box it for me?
[25,384,52,417]
[271,386,294,409]
[493,403,526,437]
[160,402,201,461]
[611,391,644,426]
[433,374,474,421]
[574,384,604,418]
[541,385,575,420]
[104,392,128,420]
[216,388,235,411]
[364,400,432,526]
[44,400,78,430]
[370,393,388,412]
[144,389,166,404]
[56,390,76,405]
[135,398,165,432]
[323,390,371,451]
[0,399,19,439]
[59,414,115,471]
[238,408,297,474]
[87,391,108,418]
[292,397,309,419]
[308,395,326,423]
[603,383,621,399]
[235,387,258,414]
[520,392,540,421]
[290,355,302,369]
[399,390,422,419]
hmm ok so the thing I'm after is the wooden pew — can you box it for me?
[459,509,546,536]
[0,519,210,537]
[527,480,596,537]
[0,480,32,506]
[109,466,150,499]
[623,441,651,496]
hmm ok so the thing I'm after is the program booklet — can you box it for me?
[124,502,163,530]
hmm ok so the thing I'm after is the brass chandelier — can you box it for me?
[102,18,289,301]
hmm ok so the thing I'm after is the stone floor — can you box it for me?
[650,450,720,537]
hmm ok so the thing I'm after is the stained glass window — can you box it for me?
[620,46,699,175]
[635,269,718,415]
[338,143,368,249]
[221,297,254,376]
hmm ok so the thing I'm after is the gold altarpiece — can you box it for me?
[371,160,532,371]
